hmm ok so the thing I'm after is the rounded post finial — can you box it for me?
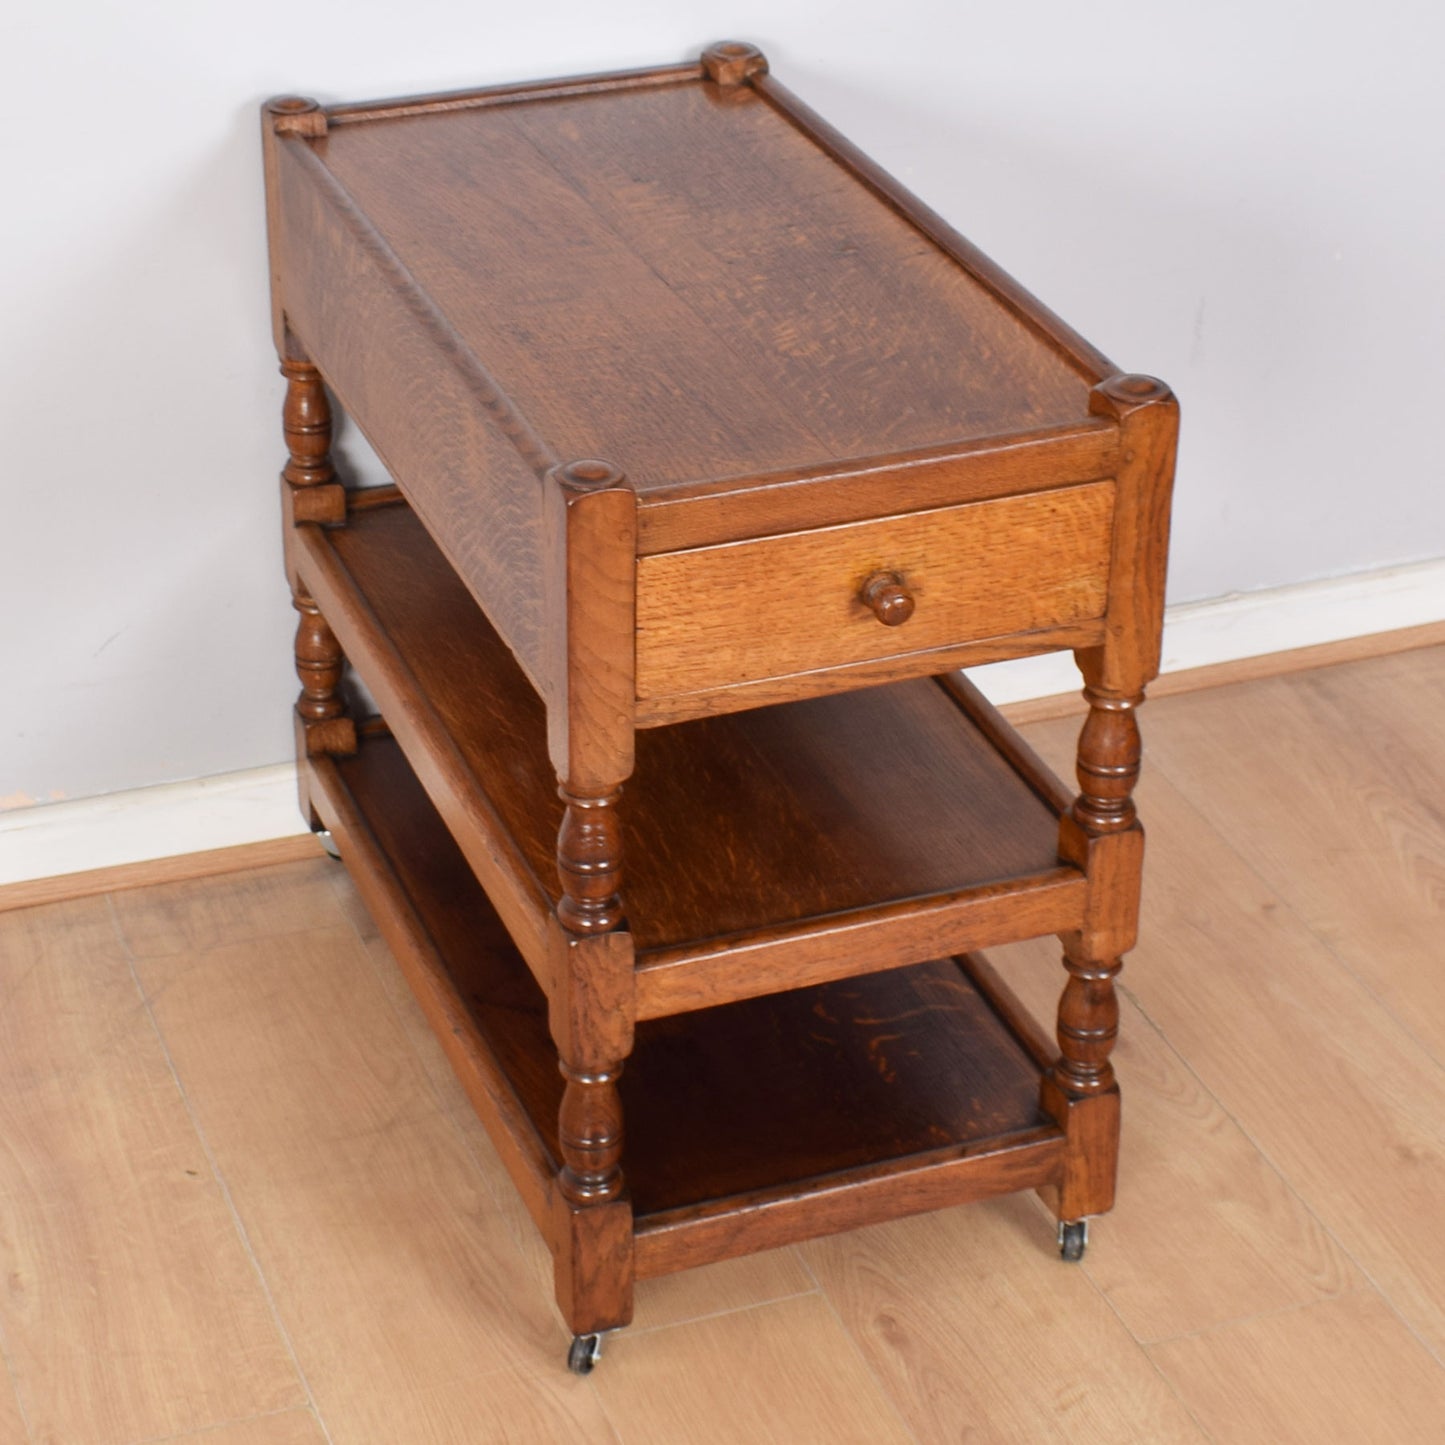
[550,458,629,494]
[265,95,328,138]
[701,41,769,87]
[1090,373,1174,418]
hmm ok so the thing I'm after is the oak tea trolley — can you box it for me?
[261,42,1179,1373]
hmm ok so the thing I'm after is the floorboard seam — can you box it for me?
[794,1248,923,1444]
[1072,1238,1222,1445]
[106,895,340,1445]
[1144,733,1445,1078]
[1139,656,1445,1063]
[624,1281,824,1341]
[1112,982,1445,1384]
[1123,746,1445,1375]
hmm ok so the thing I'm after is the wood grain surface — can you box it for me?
[804,1193,1210,1443]
[752,68,1116,382]
[273,138,551,688]
[632,619,1105,725]
[0,1382,22,1445]
[634,420,1117,553]
[162,1413,329,1445]
[635,482,1113,700]
[593,1294,913,1445]
[1139,647,1445,1060]
[985,936,1359,1343]
[0,898,305,1445]
[314,79,1093,493]
[1149,1293,1445,1445]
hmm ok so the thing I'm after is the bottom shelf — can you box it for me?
[310,731,1067,1276]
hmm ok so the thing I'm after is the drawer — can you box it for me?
[635,481,1115,700]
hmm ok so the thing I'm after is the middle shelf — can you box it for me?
[296,494,1086,1017]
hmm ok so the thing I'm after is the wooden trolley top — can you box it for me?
[266,45,1113,507]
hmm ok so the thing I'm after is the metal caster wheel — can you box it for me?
[1058,1219,1089,1262]
[568,1333,603,1375]
[315,829,343,862]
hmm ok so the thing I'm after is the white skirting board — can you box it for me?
[969,554,1445,705]
[0,764,306,888]
[4,556,1442,888]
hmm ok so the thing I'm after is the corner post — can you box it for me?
[264,96,350,829]
[277,356,355,831]
[543,459,638,1339]
[261,96,329,357]
[1043,373,1179,1224]
[700,41,769,88]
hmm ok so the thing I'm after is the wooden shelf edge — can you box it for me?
[635,619,1106,726]
[296,520,556,979]
[306,751,558,1239]
[325,60,705,127]
[635,420,1119,554]
[635,869,1085,1020]
[634,1125,1064,1278]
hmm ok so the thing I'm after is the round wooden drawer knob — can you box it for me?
[861,571,915,626]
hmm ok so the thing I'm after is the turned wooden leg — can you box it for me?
[541,456,638,1352]
[549,786,634,1342]
[281,357,334,489]
[553,1013,629,1358]
[292,592,354,757]
[558,1057,624,1206]
[279,355,353,826]
[1070,687,1142,835]
[279,354,347,530]
[1042,686,1144,1225]
[1054,945,1123,1099]
[556,787,624,935]
[554,786,624,1213]
[555,785,626,1206]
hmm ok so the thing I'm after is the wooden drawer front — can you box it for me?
[636,482,1115,700]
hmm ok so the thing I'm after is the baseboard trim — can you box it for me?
[3,557,1441,905]
[970,554,1445,714]
[0,762,313,901]
[0,835,325,915]
[1001,616,1445,726]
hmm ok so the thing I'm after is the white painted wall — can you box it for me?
[5,0,1444,809]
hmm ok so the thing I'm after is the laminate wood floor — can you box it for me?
[1,646,1443,1443]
